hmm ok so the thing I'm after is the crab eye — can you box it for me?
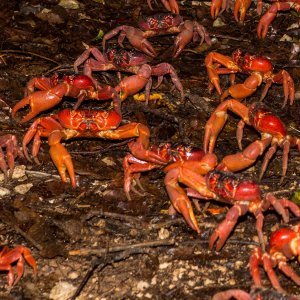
[164,16,173,26]
[148,18,157,29]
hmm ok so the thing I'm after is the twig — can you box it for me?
[83,209,147,227]
[70,139,133,154]
[0,209,44,251]
[0,50,59,65]
[211,33,251,42]
[133,102,179,123]
[70,248,152,300]
[43,64,73,76]
[25,170,62,179]
[69,238,175,256]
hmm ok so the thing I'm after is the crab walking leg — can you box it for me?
[212,289,252,300]
[209,204,249,251]
[95,122,168,165]
[123,154,161,200]
[151,63,184,100]
[0,134,23,180]
[102,26,157,57]
[272,70,295,107]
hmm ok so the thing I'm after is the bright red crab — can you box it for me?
[257,0,300,39]
[102,13,211,58]
[0,134,24,181]
[205,49,295,107]
[147,0,179,14]
[74,47,184,103]
[22,98,167,188]
[204,99,300,182]
[250,224,300,292]
[123,142,300,251]
[11,74,120,124]
[0,245,37,286]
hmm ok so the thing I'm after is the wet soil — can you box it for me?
[0,0,299,299]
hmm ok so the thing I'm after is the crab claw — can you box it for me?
[234,0,252,22]
[211,0,225,18]
[48,132,76,188]
[164,167,201,233]
[257,2,291,39]
[147,0,179,14]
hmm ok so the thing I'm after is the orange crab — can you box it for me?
[204,100,300,182]
[22,99,167,188]
[205,49,295,107]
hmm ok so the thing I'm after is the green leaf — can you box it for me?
[92,29,104,41]
[292,191,300,205]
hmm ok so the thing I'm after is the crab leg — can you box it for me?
[123,154,161,200]
[103,26,157,57]
[151,63,184,100]
[209,203,249,251]
[272,70,295,107]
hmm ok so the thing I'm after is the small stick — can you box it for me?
[0,50,60,65]
[69,238,175,256]
[43,64,73,76]
[83,210,147,227]
[70,248,151,300]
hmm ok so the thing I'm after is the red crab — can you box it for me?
[204,99,300,182]
[123,143,205,199]
[22,100,167,188]
[0,245,37,286]
[0,134,24,181]
[257,0,300,39]
[102,13,211,58]
[123,142,300,250]
[74,47,184,102]
[11,74,120,124]
[250,224,300,292]
[147,0,179,14]
[205,49,295,107]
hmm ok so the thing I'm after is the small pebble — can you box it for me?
[14,183,33,194]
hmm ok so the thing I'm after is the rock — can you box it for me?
[49,281,77,300]
[0,187,10,196]
[14,183,33,194]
